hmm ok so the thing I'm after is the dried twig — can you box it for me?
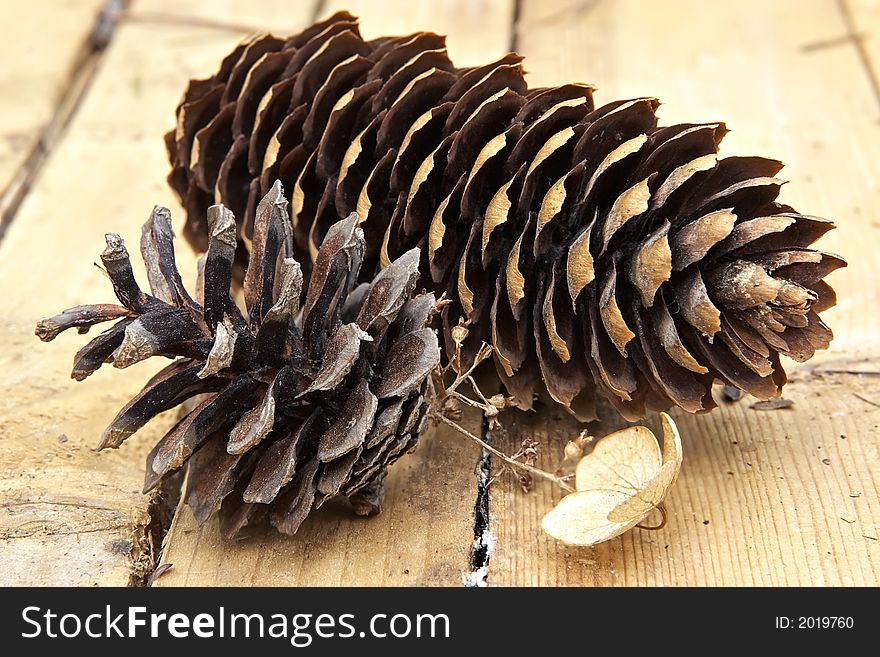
[429,318,579,493]
[430,411,576,493]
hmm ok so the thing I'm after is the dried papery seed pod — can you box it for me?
[167,12,845,421]
[542,413,682,546]
[35,182,440,538]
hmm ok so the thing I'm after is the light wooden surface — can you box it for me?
[0,0,877,586]
[156,411,481,586]
[0,0,109,227]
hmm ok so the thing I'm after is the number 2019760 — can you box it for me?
[775,617,854,629]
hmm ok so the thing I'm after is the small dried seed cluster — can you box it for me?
[167,12,844,420]
[36,183,440,537]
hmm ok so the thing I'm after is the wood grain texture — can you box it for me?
[132,0,318,32]
[486,0,880,586]
[154,0,516,587]
[0,0,316,586]
[0,0,108,205]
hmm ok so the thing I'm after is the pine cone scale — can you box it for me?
[99,360,213,450]
[243,408,318,504]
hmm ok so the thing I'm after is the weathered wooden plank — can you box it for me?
[12,0,870,589]
[485,0,880,585]
[155,0,515,587]
[131,0,318,32]
[0,0,108,227]
[0,0,315,586]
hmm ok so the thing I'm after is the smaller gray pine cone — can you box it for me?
[36,181,440,538]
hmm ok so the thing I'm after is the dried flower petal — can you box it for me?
[541,412,682,546]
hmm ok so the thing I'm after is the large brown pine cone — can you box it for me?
[167,12,845,421]
[36,182,440,538]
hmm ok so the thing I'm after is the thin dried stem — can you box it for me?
[430,410,576,493]
[636,503,668,531]
[433,326,576,493]
[445,345,491,395]
[447,389,488,411]
[465,375,493,406]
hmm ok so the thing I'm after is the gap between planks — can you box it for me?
[838,0,880,115]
